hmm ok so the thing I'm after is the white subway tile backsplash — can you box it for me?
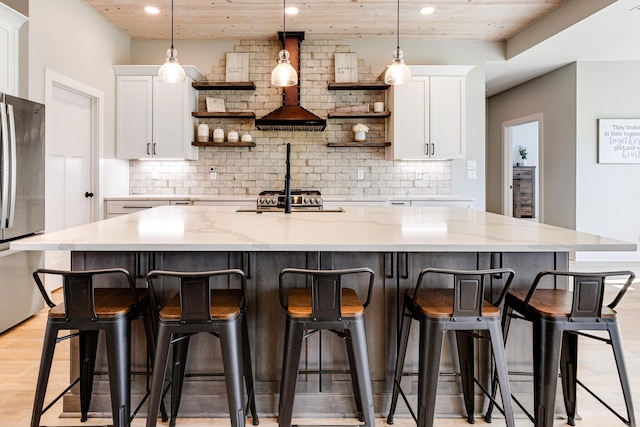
[130,39,453,196]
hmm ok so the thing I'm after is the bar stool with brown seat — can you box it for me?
[31,268,163,427]
[386,267,516,427]
[145,268,259,427]
[278,267,376,427]
[485,270,637,427]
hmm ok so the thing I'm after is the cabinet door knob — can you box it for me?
[85,192,94,198]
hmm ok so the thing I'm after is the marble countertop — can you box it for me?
[12,206,635,253]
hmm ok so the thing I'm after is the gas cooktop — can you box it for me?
[257,190,323,209]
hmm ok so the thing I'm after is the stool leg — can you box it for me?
[560,331,578,426]
[79,330,99,422]
[170,334,190,427]
[455,330,475,424]
[387,311,413,424]
[485,305,513,423]
[220,317,246,427]
[488,321,515,427]
[345,330,364,421]
[418,319,445,427]
[31,322,58,427]
[609,322,637,427]
[241,312,259,425]
[146,323,172,427]
[533,318,563,427]
[349,317,375,427]
[141,305,168,422]
[105,319,131,427]
[278,319,304,427]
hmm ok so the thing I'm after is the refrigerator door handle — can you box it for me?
[0,102,9,230]
[7,104,16,228]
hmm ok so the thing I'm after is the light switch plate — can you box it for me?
[467,160,477,170]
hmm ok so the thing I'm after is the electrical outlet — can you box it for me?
[357,169,364,180]
[467,160,477,170]
[467,170,477,180]
[209,168,217,180]
[415,171,422,180]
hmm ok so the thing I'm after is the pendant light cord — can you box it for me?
[396,0,400,50]
[283,0,287,46]
[170,0,175,53]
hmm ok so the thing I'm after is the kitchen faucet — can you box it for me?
[284,143,292,214]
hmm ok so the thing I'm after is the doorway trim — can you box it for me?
[44,68,103,223]
[502,113,543,221]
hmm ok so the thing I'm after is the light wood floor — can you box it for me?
[1,261,638,427]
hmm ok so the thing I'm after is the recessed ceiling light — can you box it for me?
[145,6,160,14]
[420,6,435,15]
[285,6,299,15]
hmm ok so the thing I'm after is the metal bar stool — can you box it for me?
[278,267,376,427]
[386,267,516,427]
[31,268,162,427]
[485,270,636,427]
[145,268,259,427]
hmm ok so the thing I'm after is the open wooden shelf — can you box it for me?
[328,111,390,119]
[192,141,256,147]
[327,142,391,147]
[192,112,256,119]
[327,82,390,91]
[192,81,256,90]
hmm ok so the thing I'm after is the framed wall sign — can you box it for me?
[598,118,640,163]
[334,53,358,83]
[225,53,249,82]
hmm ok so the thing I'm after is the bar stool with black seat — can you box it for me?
[386,267,516,427]
[485,270,636,427]
[145,268,259,427]
[31,268,163,427]
[278,267,376,427]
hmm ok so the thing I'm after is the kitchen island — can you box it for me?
[12,206,635,420]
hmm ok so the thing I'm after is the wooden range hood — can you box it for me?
[255,31,326,131]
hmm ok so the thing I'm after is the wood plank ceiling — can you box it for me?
[82,0,567,41]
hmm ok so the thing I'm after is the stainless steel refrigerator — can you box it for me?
[0,93,45,333]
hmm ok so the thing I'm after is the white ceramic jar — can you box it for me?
[227,130,239,143]
[197,123,209,142]
[241,133,253,143]
[213,127,224,143]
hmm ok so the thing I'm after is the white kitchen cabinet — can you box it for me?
[114,65,203,160]
[192,199,255,208]
[104,198,191,219]
[0,4,27,95]
[386,65,474,161]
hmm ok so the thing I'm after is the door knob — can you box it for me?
[85,192,94,198]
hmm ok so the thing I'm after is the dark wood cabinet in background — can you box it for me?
[513,166,535,218]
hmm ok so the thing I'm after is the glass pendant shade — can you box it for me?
[271,49,298,87]
[158,48,186,83]
[384,48,412,85]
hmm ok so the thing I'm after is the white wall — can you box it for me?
[487,63,577,230]
[575,61,640,261]
[28,0,130,160]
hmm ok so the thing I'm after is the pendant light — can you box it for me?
[271,0,298,87]
[384,0,412,85]
[158,0,186,83]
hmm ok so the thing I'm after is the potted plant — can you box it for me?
[518,145,528,166]
[353,123,369,142]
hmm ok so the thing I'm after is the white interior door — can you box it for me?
[44,70,102,291]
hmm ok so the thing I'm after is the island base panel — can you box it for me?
[62,250,567,418]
